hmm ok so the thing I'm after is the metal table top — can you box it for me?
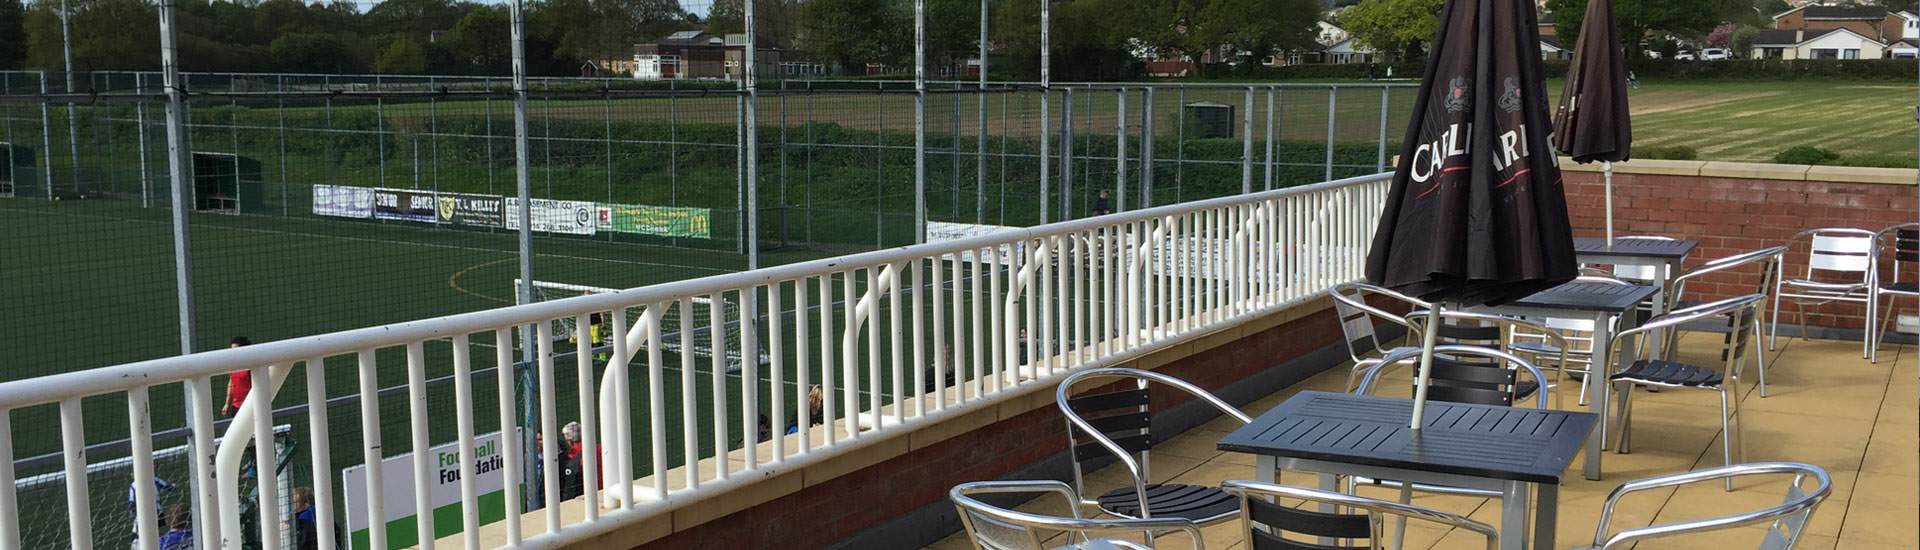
[1499,281,1661,314]
[1218,391,1596,484]
[1573,237,1699,259]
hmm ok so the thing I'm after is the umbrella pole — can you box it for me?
[1408,306,1444,430]
[1603,160,1615,242]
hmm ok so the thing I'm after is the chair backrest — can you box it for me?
[1669,246,1786,311]
[1611,236,1677,282]
[1220,480,1498,550]
[1877,223,1920,285]
[1404,310,1566,379]
[1358,345,1552,409]
[1610,294,1766,374]
[1328,282,1430,363]
[951,480,1206,550]
[1056,368,1252,514]
[1587,463,1831,550]
[1791,228,1875,280]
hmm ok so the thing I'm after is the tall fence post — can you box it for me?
[912,0,926,243]
[37,73,52,200]
[1324,85,1338,181]
[976,0,989,224]
[1377,86,1390,172]
[508,0,538,525]
[155,0,208,544]
[136,72,151,208]
[1060,88,1073,219]
[746,0,761,267]
[1115,88,1126,212]
[1263,86,1275,191]
[1241,86,1253,194]
[1038,0,1050,224]
[1142,87,1154,208]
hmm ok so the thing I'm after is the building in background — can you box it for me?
[627,31,821,80]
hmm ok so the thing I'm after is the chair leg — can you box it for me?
[1796,300,1810,343]
[1614,381,1635,454]
[1728,388,1743,492]
[1576,364,1591,407]
[1864,291,1876,359]
[1391,484,1413,550]
[1872,294,1898,364]
[1769,288,1783,350]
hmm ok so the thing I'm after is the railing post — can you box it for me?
[1242,86,1253,194]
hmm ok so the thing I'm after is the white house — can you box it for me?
[1749,27,1887,59]
[1539,37,1572,61]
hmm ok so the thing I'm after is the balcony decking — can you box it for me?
[927,332,1919,550]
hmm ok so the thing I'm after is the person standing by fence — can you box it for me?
[220,336,253,416]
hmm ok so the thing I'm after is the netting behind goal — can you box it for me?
[518,279,767,371]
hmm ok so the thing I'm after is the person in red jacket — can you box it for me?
[221,336,253,417]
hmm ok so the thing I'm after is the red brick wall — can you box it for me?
[1563,170,1915,330]
[640,305,1343,549]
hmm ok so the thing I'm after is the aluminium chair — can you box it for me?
[1328,282,1432,391]
[951,480,1206,550]
[1662,246,1786,395]
[1772,228,1875,357]
[1056,368,1250,526]
[1577,462,1832,550]
[1602,294,1767,490]
[1220,480,1499,550]
[1403,309,1569,406]
[1508,274,1636,405]
[1350,345,1552,547]
[1870,223,1919,364]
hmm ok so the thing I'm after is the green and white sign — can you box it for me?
[341,431,512,549]
[596,203,712,238]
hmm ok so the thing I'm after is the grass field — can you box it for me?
[1557,79,1918,166]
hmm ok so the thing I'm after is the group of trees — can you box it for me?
[0,0,1325,79]
[0,0,700,76]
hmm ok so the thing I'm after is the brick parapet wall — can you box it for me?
[1561,163,1917,331]
[638,301,1345,549]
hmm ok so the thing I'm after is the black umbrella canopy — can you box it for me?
[1364,0,1578,306]
[1552,0,1632,163]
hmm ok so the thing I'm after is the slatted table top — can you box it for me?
[1501,281,1661,314]
[1573,237,1699,259]
[1217,392,1596,484]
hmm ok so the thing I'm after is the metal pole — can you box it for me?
[509,0,538,522]
[1377,86,1390,172]
[1324,86,1338,181]
[1038,0,1050,224]
[156,0,205,544]
[1060,88,1073,218]
[1241,86,1253,194]
[913,0,926,242]
[1142,87,1154,208]
[137,73,150,208]
[1115,88,1125,212]
[37,73,51,200]
[976,0,988,224]
[1263,86,1275,191]
[746,0,760,267]
[58,0,77,193]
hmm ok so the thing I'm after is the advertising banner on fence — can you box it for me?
[927,221,1024,264]
[342,430,512,549]
[312,184,374,219]
[436,193,505,228]
[595,203,712,238]
[505,198,597,236]
[372,188,438,223]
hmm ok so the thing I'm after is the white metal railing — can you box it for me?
[0,172,1387,550]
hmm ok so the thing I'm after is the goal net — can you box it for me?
[517,279,767,371]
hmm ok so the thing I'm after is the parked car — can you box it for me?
[1701,48,1731,60]
[1674,51,1696,60]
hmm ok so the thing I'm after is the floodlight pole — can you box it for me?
[509,0,539,525]
[914,0,927,242]
[976,0,988,224]
[58,0,77,193]
[157,0,210,545]
[746,0,760,267]
[1038,0,1051,224]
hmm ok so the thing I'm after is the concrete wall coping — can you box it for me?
[1558,157,1917,185]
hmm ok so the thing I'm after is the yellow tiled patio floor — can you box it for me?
[927,332,1919,550]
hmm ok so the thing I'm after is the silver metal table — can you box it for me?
[1219,391,1597,550]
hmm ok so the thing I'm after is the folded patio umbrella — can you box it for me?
[1363,0,1578,427]
[1552,0,1632,241]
